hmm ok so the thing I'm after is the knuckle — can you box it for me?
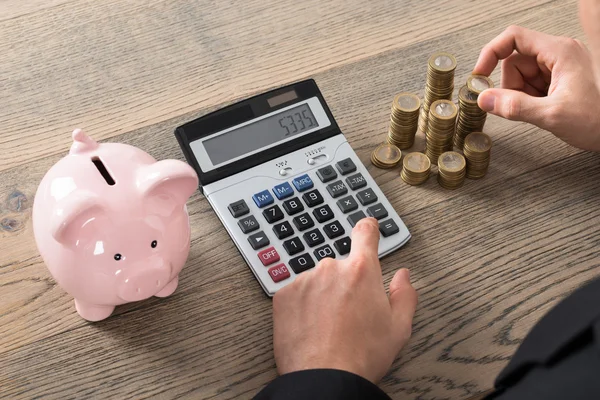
[349,253,370,270]
[505,25,522,36]
[504,96,522,120]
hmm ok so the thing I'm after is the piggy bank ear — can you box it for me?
[51,191,108,246]
[138,160,198,207]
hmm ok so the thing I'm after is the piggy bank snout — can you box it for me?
[117,258,172,302]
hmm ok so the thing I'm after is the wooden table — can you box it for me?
[2,0,598,398]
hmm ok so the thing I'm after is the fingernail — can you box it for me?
[478,91,495,112]
[399,268,410,281]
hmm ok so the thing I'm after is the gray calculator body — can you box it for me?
[175,80,410,296]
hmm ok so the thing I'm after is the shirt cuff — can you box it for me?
[253,369,392,400]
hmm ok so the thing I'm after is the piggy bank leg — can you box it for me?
[155,275,179,298]
[74,299,115,321]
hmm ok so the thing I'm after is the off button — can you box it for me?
[258,246,280,266]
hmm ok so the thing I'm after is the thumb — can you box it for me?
[389,268,418,346]
[478,88,550,126]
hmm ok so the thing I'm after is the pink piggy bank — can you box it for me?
[33,129,198,321]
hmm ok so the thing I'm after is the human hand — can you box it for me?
[272,218,418,384]
[473,25,600,152]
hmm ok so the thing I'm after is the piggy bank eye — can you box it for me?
[114,253,122,261]
[151,240,158,248]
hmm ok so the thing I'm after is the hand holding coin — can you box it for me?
[473,25,600,151]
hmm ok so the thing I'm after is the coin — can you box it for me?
[425,99,457,165]
[420,51,457,133]
[437,151,466,189]
[371,143,402,169]
[387,93,421,149]
[466,75,494,95]
[401,152,431,185]
[455,84,488,150]
[463,132,492,179]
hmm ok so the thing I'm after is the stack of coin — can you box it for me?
[463,132,492,179]
[371,143,402,169]
[437,151,466,189]
[419,52,457,133]
[388,93,421,149]
[455,85,488,150]
[425,100,458,165]
[401,152,431,185]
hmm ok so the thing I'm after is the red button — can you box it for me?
[268,264,290,282]
[258,246,280,266]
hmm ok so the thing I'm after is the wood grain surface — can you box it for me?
[2,0,598,399]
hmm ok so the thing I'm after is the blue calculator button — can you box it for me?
[272,182,294,200]
[292,174,314,192]
[252,190,274,208]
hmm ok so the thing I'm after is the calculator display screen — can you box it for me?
[202,103,318,166]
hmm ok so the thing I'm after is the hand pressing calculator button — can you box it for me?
[176,79,411,297]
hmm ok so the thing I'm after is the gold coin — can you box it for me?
[428,52,457,72]
[458,85,479,104]
[464,132,492,152]
[438,151,466,172]
[430,100,458,120]
[466,75,494,95]
[393,93,421,112]
[403,152,431,173]
[372,143,402,166]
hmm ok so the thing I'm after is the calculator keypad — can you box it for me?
[263,205,284,223]
[283,237,305,255]
[336,195,358,213]
[326,180,348,198]
[273,221,294,240]
[222,156,407,294]
[314,244,336,261]
[303,228,325,247]
[283,197,304,215]
[289,253,316,273]
[302,189,324,207]
[238,215,259,234]
[293,213,315,231]
[248,231,270,250]
[317,165,338,182]
[336,158,357,175]
[313,205,335,223]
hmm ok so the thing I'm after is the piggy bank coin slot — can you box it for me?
[92,156,116,186]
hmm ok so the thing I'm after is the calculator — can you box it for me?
[174,79,410,296]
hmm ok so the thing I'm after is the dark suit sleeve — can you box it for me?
[485,278,600,400]
[253,369,392,400]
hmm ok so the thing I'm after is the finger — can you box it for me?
[389,268,418,346]
[580,0,600,84]
[347,217,381,269]
[473,25,560,76]
[501,53,550,94]
[477,88,550,126]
